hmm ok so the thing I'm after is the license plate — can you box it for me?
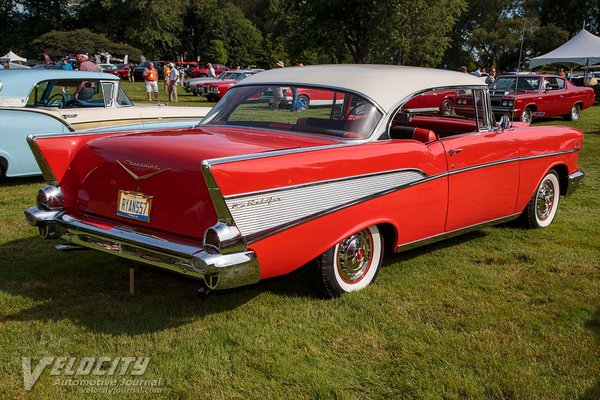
[117,191,153,222]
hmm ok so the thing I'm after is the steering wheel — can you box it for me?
[47,93,65,108]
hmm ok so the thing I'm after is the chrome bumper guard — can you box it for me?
[24,207,260,290]
[566,170,585,197]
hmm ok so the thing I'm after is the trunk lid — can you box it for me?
[64,126,334,239]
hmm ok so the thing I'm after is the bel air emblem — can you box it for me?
[117,160,170,183]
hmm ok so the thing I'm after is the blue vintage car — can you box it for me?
[0,70,211,177]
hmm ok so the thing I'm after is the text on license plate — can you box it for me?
[117,191,153,222]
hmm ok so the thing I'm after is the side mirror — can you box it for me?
[498,115,511,131]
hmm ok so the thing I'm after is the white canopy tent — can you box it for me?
[529,29,600,69]
[2,50,27,63]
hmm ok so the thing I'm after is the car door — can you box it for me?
[442,89,520,231]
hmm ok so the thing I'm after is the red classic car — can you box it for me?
[191,63,230,78]
[102,64,131,79]
[196,70,262,101]
[403,89,456,116]
[25,65,585,297]
[486,73,595,124]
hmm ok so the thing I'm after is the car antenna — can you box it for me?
[511,16,527,128]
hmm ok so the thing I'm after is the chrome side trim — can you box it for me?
[395,213,522,252]
[225,169,428,242]
[565,169,585,196]
[23,207,260,290]
[26,135,58,185]
[447,149,579,176]
[201,161,235,225]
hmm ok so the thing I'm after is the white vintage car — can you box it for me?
[0,70,211,177]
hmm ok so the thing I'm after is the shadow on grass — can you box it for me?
[0,235,264,335]
[0,227,496,335]
[579,308,600,400]
[0,175,44,186]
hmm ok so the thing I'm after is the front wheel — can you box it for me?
[314,225,383,298]
[522,170,560,228]
[565,103,581,121]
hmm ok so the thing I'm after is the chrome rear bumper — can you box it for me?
[24,207,260,290]
[566,170,585,197]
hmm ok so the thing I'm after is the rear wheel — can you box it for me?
[520,107,533,125]
[522,170,560,228]
[565,103,581,121]
[440,99,453,116]
[313,225,383,298]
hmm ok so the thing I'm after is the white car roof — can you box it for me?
[236,64,487,111]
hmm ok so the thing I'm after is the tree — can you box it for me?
[203,40,228,64]
[31,29,143,61]
[288,0,464,66]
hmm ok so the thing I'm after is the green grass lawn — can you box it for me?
[0,105,599,399]
[121,81,216,107]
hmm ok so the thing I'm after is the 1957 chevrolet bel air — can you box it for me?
[0,70,211,177]
[24,65,584,297]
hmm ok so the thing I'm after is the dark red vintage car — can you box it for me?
[25,65,585,297]
[403,89,456,116]
[485,73,595,124]
[196,70,261,101]
[191,63,230,78]
[102,64,131,79]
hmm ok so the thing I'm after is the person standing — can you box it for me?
[164,63,171,91]
[76,54,100,71]
[128,64,135,83]
[143,62,159,101]
[168,63,179,102]
[208,63,216,78]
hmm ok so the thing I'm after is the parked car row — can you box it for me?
[18,65,586,298]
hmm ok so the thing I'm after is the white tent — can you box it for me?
[529,29,600,69]
[2,50,27,63]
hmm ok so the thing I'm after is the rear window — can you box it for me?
[200,85,383,139]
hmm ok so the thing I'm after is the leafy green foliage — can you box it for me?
[203,40,228,64]
[31,29,143,61]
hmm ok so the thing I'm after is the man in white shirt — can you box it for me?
[208,63,216,78]
[168,63,180,102]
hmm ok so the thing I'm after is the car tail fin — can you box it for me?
[27,133,124,184]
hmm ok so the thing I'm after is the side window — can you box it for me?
[544,77,560,90]
[116,85,133,106]
[102,82,114,106]
[556,78,566,90]
[389,87,492,141]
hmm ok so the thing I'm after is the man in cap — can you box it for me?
[167,63,180,102]
[76,54,100,71]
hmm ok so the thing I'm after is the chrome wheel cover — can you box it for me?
[571,105,580,121]
[440,100,452,116]
[536,179,555,221]
[337,229,373,283]
[521,109,532,124]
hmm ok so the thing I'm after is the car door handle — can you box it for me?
[62,114,78,119]
[449,148,463,155]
